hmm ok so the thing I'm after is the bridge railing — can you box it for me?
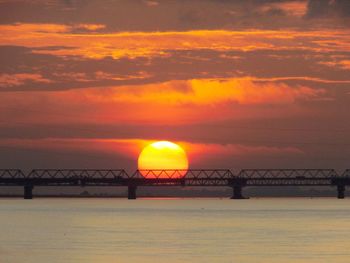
[238,169,338,179]
[1,169,349,180]
[131,169,233,179]
[0,169,25,178]
[27,169,129,179]
[341,169,350,178]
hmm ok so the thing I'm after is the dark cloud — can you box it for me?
[1,45,350,91]
[1,0,343,30]
[306,0,350,18]
[0,46,155,90]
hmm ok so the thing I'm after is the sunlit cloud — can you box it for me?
[319,60,350,71]
[255,76,350,84]
[73,24,106,31]
[1,23,350,59]
[259,1,307,17]
[142,0,159,7]
[50,71,151,83]
[87,78,326,105]
[0,77,327,127]
[0,73,51,88]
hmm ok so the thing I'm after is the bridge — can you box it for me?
[0,169,349,199]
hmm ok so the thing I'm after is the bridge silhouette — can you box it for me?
[1,169,349,199]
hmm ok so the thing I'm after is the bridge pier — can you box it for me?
[24,185,33,199]
[128,185,137,200]
[231,185,245,199]
[337,185,345,199]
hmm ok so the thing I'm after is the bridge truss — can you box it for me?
[0,168,349,199]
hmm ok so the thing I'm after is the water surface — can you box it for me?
[0,198,349,263]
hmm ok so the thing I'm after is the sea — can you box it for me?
[0,198,349,263]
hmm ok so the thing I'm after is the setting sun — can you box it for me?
[138,141,189,178]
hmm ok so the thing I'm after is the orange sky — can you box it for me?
[0,0,349,171]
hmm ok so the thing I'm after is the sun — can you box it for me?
[138,141,189,178]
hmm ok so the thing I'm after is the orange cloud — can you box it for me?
[1,23,349,59]
[86,78,325,105]
[340,61,350,70]
[0,73,52,88]
[143,0,159,7]
[74,24,106,31]
[260,1,307,17]
[93,71,151,81]
[49,71,150,82]
[0,78,326,126]
[320,60,350,71]
[255,76,350,84]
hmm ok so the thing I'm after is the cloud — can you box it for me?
[1,44,350,93]
[336,60,350,70]
[142,0,159,7]
[0,73,51,88]
[0,77,328,127]
[255,76,350,84]
[259,1,307,17]
[0,1,348,171]
[182,142,304,157]
[72,24,106,31]
[319,60,350,71]
[86,78,326,105]
[50,71,151,83]
[180,140,340,170]
[0,138,304,164]
[1,23,350,60]
[0,138,146,159]
[0,0,347,31]
[306,0,350,18]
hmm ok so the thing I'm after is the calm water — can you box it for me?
[1,198,350,263]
